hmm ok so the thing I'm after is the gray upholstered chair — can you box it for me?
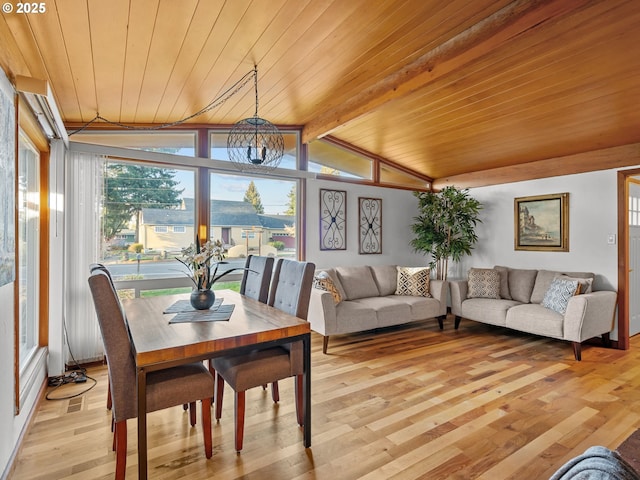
[240,255,274,303]
[211,258,315,451]
[88,270,213,479]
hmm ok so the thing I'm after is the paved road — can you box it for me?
[104,258,247,280]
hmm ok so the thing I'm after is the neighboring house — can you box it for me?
[139,198,294,254]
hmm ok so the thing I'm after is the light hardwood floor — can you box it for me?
[10,316,640,479]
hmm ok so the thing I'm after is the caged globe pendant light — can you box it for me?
[227,65,284,173]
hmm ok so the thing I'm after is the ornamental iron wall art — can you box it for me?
[319,189,346,250]
[358,197,382,254]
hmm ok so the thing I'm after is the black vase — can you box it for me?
[190,289,215,310]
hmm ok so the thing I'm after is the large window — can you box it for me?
[72,131,197,157]
[210,131,299,169]
[308,139,371,179]
[98,160,196,283]
[17,132,39,367]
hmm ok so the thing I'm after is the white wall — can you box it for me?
[454,169,619,293]
[306,179,427,269]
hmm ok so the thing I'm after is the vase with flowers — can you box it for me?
[176,236,249,310]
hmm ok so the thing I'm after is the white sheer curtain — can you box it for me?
[64,150,105,364]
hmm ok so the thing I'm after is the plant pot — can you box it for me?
[190,289,215,310]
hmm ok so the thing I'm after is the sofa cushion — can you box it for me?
[370,265,398,296]
[336,266,379,300]
[395,266,431,297]
[354,297,411,326]
[467,268,501,299]
[334,301,378,333]
[398,295,444,320]
[531,270,595,303]
[541,278,580,314]
[508,268,538,303]
[494,265,512,299]
[312,271,342,304]
[557,274,594,294]
[506,303,564,338]
[461,298,519,327]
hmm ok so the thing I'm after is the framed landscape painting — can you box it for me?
[514,193,569,252]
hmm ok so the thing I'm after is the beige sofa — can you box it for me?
[450,267,618,360]
[308,265,448,353]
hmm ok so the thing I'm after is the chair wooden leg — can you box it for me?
[209,360,216,402]
[323,336,329,354]
[602,332,612,348]
[189,402,197,426]
[295,374,304,426]
[572,341,582,361]
[235,391,246,452]
[114,420,127,480]
[106,378,112,410]
[271,381,280,403]
[215,373,224,421]
[201,398,213,459]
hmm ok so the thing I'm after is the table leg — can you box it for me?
[137,367,148,479]
[303,333,311,448]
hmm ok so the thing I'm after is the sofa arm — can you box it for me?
[430,280,449,317]
[563,291,617,342]
[308,288,338,336]
[450,280,468,317]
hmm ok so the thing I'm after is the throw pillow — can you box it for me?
[556,274,594,294]
[541,278,580,314]
[494,265,512,299]
[313,271,342,304]
[395,266,431,297]
[467,268,501,299]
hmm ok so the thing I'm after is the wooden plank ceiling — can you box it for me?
[2,0,640,187]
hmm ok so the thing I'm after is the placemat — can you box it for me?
[163,297,223,314]
[169,304,235,324]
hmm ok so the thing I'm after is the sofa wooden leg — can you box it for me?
[322,336,329,354]
[454,316,462,330]
[572,342,582,361]
[602,332,611,348]
[437,315,445,330]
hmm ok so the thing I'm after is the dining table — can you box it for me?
[121,289,312,480]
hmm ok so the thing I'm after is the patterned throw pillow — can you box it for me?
[313,271,342,304]
[467,268,501,299]
[541,278,579,314]
[395,266,431,297]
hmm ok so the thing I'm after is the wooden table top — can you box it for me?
[122,290,310,368]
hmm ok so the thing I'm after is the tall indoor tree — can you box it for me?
[410,186,482,280]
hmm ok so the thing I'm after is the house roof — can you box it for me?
[3,1,639,188]
[142,199,292,230]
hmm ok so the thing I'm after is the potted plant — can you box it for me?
[410,186,482,281]
[176,236,250,310]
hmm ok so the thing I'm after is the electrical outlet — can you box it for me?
[607,234,616,245]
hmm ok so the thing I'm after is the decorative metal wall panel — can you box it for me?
[359,197,382,254]
[319,189,346,250]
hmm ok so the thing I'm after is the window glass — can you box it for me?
[72,131,196,157]
[210,131,298,169]
[98,160,196,282]
[308,140,371,179]
[209,172,297,268]
[17,132,39,367]
[380,163,430,189]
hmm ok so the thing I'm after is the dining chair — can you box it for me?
[88,269,213,479]
[240,255,274,303]
[211,258,315,451]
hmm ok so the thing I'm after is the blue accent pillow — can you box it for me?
[541,278,579,314]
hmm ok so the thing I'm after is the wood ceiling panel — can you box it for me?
[134,0,199,122]
[4,0,638,185]
[119,0,159,123]
[88,0,130,122]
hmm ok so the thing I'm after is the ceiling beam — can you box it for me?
[432,143,640,190]
[301,0,590,144]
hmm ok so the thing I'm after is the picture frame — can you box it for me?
[358,197,382,254]
[514,192,569,251]
[319,188,347,250]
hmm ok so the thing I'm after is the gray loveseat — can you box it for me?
[308,265,448,354]
[450,267,618,360]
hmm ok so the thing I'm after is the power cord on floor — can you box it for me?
[45,317,99,401]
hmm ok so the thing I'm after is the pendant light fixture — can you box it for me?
[227,66,284,172]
